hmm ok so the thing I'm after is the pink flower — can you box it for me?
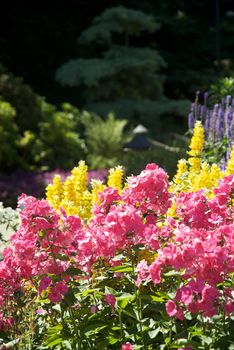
[135,259,150,286]
[104,294,116,311]
[38,276,52,294]
[149,260,161,284]
[48,289,62,303]
[48,281,68,303]
[121,342,133,350]
[90,305,98,314]
[166,300,178,317]
[166,300,184,320]
[54,281,68,295]
[225,300,234,316]
[36,308,47,315]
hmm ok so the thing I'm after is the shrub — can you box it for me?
[0,163,233,349]
[82,112,131,169]
[0,100,19,171]
[0,65,45,133]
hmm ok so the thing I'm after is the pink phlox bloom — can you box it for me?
[165,300,184,320]
[104,293,116,311]
[122,163,170,215]
[48,289,63,303]
[214,175,234,205]
[94,188,121,214]
[149,260,161,284]
[36,308,47,315]
[135,259,150,286]
[198,285,220,317]
[175,285,193,306]
[225,300,234,316]
[90,305,98,314]
[54,281,68,295]
[38,276,52,294]
[121,342,133,350]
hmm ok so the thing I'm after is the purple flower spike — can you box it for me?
[188,112,194,129]
[226,95,232,106]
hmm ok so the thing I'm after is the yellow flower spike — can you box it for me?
[188,121,204,158]
[78,190,93,220]
[226,145,234,175]
[46,175,63,210]
[170,159,189,193]
[188,157,201,173]
[91,179,106,204]
[107,166,124,191]
[210,163,224,185]
[63,177,76,204]
[72,161,88,190]
[173,159,188,185]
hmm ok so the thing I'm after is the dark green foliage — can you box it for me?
[78,6,160,46]
[16,103,86,171]
[122,146,185,178]
[56,6,189,136]
[0,67,86,172]
[210,77,234,103]
[0,101,19,170]
[0,65,45,133]
[88,98,190,139]
[35,104,86,169]
[1,1,234,106]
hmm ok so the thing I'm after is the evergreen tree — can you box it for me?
[56,6,189,138]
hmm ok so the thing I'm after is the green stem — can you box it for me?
[69,307,81,350]
[119,309,124,342]
[136,289,146,350]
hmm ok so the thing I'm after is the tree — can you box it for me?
[56,6,189,138]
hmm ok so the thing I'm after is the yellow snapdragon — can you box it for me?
[226,145,234,175]
[46,161,125,221]
[107,166,124,191]
[170,121,225,196]
[46,175,63,211]
[188,121,204,158]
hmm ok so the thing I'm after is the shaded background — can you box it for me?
[1,0,233,104]
[0,0,234,207]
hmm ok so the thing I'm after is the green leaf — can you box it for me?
[163,270,182,277]
[116,293,135,309]
[46,337,64,348]
[148,328,160,339]
[109,264,132,273]
[122,305,139,321]
[108,336,120,345]
[201,335,213,345]
[63,267,83,276]
[85,325,108,336]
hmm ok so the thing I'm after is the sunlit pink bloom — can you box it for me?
[121,342,133,350]
[104,294,116,312]
[149,260,161,284]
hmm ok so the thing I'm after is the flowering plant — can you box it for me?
[188,93,234,169]
[0,159,233,349]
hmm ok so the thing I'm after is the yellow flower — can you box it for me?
[107,166,124,191]
[71,160,88,194]
[46,175,63,210]
[91,179,106,204]
[188,121,204,157]
[226,145,234,175]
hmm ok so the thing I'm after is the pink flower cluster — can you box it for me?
[0,163,233,324]
[136,175,234,318]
